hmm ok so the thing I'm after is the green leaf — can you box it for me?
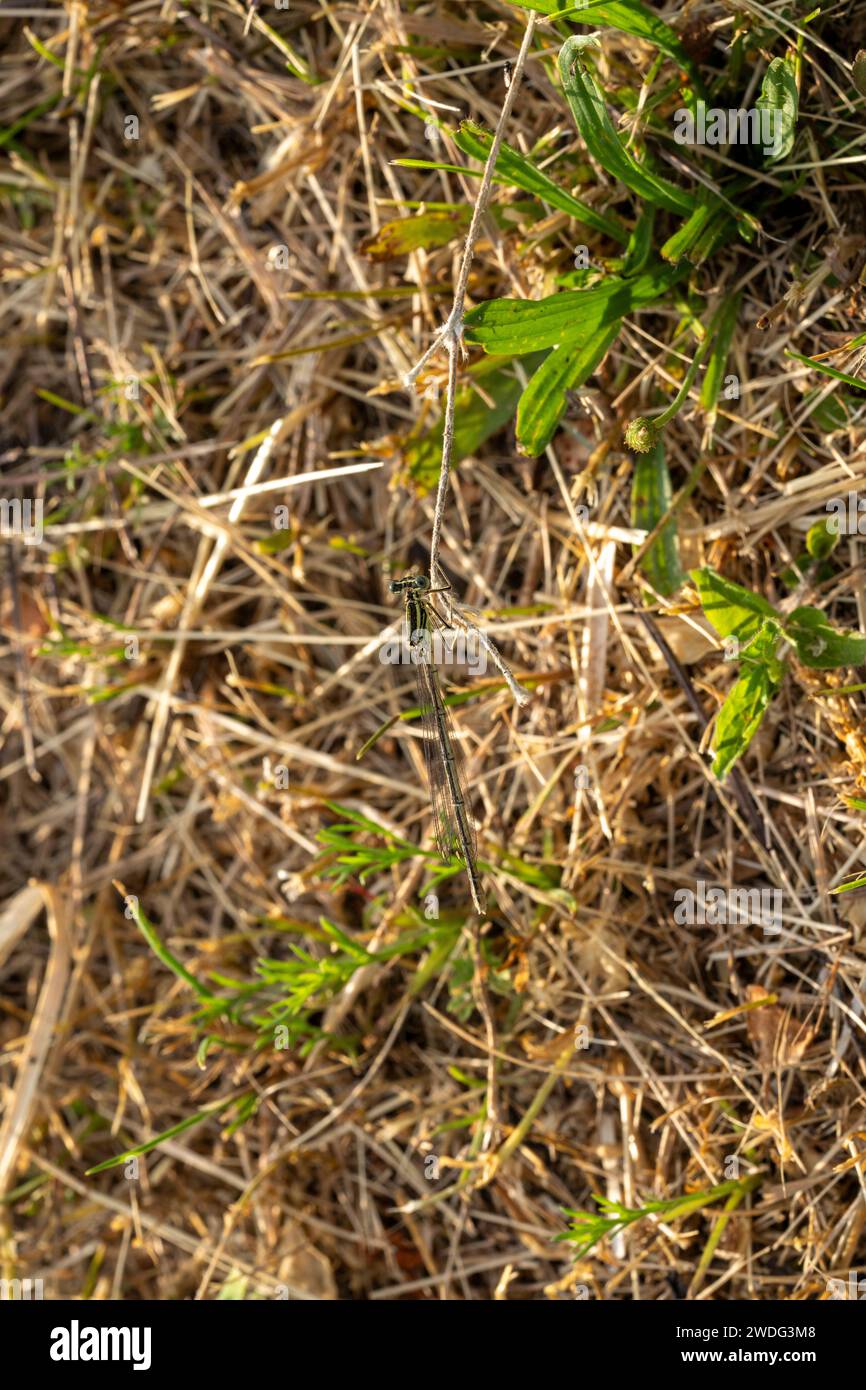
[630,439,684,596]
[464,262,686,355]
[805,519,839,562]
[517,319,620,455]
[401,360,526,493]
[831,873,866,895]
[711,663,777,779]
[854,50,866,98]
[756,56,798,164]
[85,1095,242,1174]
[454,121,629,244]
[359,208,470,260]
[661,195,733,266]
[785,349,866,393]
[691,567,778,644]
[699,291,741,413]
[507,0,702,88]
[783,606,866,670]
[559,38,697,217]
[621,206,656,274]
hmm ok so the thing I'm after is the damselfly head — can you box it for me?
[390,574,429,595]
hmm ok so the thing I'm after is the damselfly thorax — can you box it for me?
[389,573,485,915]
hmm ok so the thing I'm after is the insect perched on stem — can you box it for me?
[390,574,486,915]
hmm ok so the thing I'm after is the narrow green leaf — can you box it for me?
[122,892,215,1001]
[785,349,866,393]
[85,1096,241,1174]
[559,38,697,217]
[392,157,482,178]
[831,873,866,894]
[783,606,866,670]
[621,206,656,274]
[506,0,703,89]
[662,196,733,267]
[630,440,684,596]
[700,291,741,413]
[691,567,778,644]
[454,120,629,244]
[711,664,777,779]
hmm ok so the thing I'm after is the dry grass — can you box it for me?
[1,0,866,1301]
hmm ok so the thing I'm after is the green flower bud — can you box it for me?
[624,417,657,453]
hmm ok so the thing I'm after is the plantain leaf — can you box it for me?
[559,38,697,216]
[464,262,686,355]
[453,120,629,244]
[517,318,620,455]
[630,439,684,596]
[756,55,798,164]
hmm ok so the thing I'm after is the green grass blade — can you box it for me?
[85,1095,243,1174]
[785,350,866,393]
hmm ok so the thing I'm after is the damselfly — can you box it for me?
[390,574,485,915]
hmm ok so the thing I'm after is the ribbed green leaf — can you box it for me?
[464,262,685,355]
[630,440,684,595]
[700,291,741,412]
[517,319,620,455]
[360,208,471,260]
[402,360,528,492]
[559,38,697,216]
[691,567,778,643]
